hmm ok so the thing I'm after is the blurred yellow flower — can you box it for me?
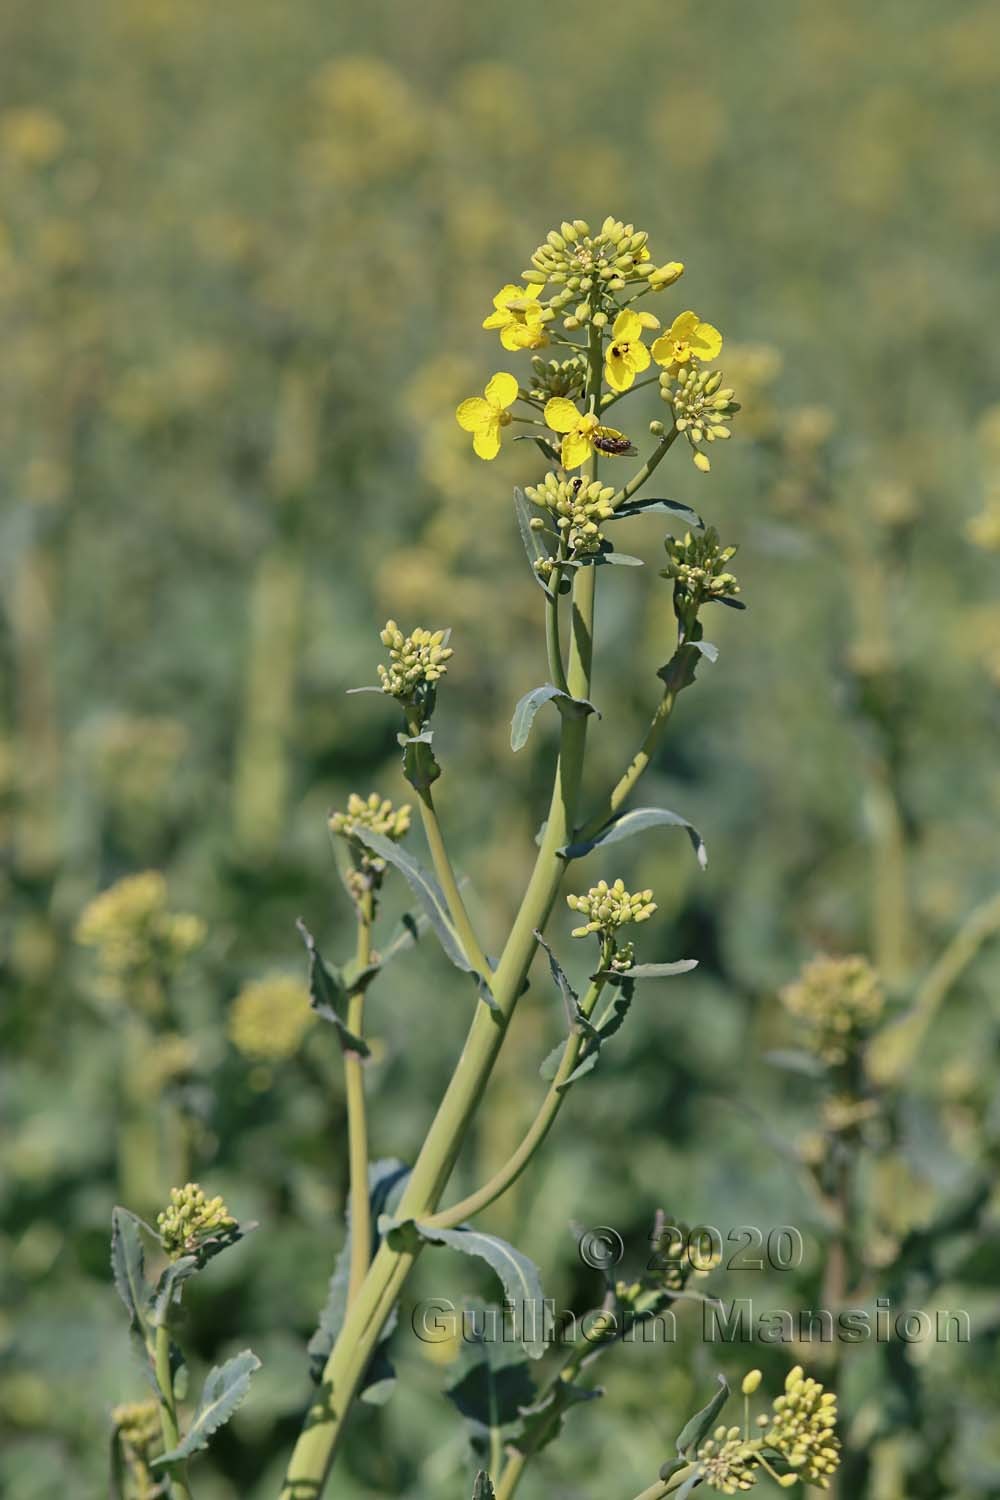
[482,284,549,351]
[543,399,631,470]
[652,310,723,367]
[604,309,651,392]
[456,372,518,460]
[229,974,313,1062]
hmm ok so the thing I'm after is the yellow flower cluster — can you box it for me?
[780,954,884,1065]
[523,473,617,556]
[157,1183,237,1261]
[228,974,314,1062]
[75,872,205,1011]
[482,284,553,351]
[522,217,675,301]
[329,791,412,843]
[661,527,740,607]
[456,371,519,460]
[761,1366,840,1487]
[377,620,453,698]
[567,878,656,939]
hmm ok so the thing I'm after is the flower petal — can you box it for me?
[629,341,651,374]
[473,420,502,460]
[612,308,642,342]
[544,397,580,434]
[456,397,492,432]
[670,310,701,341]
[650,333,674,367]
[483,309,511,330]
[562,431,592,469]
[485,371,518,410]
[492,284,522,310]
[693,321,723,360]
[605,349,634,393]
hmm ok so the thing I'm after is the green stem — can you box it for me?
[424,979,604,1229]
[495,1451,528,1500]
[345,891,373,1305]
[545,553,570,695]
[575,643,697,844]
[611,426,679,509]
[628,1468,697,1500]
[154,1322,194,1500]
[602,374,660,410]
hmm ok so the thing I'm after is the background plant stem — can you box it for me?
[154,1321,194,1500]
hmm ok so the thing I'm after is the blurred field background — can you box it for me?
[2,0,1000,1495]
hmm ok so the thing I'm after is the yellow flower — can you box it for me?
[482,284,549,351]
[456,372,519,460]
[543,398,632,470]
[652,310,723,367]
[604,309,651,393]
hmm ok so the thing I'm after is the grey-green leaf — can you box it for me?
[352,827,471,972]
[296,920,370,1054]
[511,684,596,752]
[398,729,441,791]
[562,806,707,869]
[154,1350,261,1464]
[514,487,556,598]
[608,497,702,527]
[110,1207,149,1334]
[607,960,699,980]
[675,1374,729,1456]
[414,1224,547,1359]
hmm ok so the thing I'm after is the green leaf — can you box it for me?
[398,729,441,791]
[110,1207,150,1334]
[472,1473,496,1500]
[150,1255,200,1326]
[591,551,643,566]
[658,1457,688,1483]
[154,1350,261,1464]
[352,827,472,973]
[510,684,597,752]
[510,1379,602,1457]
[533,930,578,1020]
[296,920,370,1055]
[675,1374,729,1456]
[445,1318,537,1459]
[413,1225,547,1359]
[608,497,702,527]
[598,960,699,981]
[712,595,747,610]
[514,487,556,598]
[309,1160,410,1381]
[562,806,707,869]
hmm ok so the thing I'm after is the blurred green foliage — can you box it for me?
[2,1,999,1496]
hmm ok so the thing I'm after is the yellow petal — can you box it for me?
[473,420,502,460]
[483,308,512,330]
[605,349,634,393]
[670,310,701,341]
[499,324,523,351]
[629,341,651,374]
[456,397,492,432]
[637,311,660,330]
[544,397,580,434]
[612,308,642,342]
[693,322,723,360]
[485,371,518,410]
[562,431,592,469]
[492,283,522,310]
[650,333,674,366]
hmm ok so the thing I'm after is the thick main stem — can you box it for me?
[345,892,373,1304]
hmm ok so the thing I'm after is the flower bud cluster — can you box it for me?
[697,1429,761,1493]
[157,1182,238,1261]
[330,791,412,844]
[662,527,740,608]
[761,1366,840,1487]
[567,878,656,939]
[524,218,650,298]
[660,366,740,472]
[229,974,313,1062]
[780,954,884,1065]
[524,473,617,556]
[377,621,453,700]
[529,354,586,401]
[112,1400,161,1451]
